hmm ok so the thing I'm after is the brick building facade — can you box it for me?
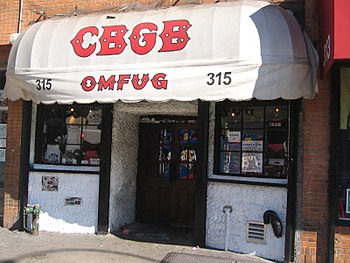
[0,0,348,262]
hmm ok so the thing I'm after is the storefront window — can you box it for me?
[215,101,289,178]
[0,69,7,225]
[35,104,102,166]
[338,68,350,220]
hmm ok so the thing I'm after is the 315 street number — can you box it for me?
[36,79,52,90]
[206,72,232,86]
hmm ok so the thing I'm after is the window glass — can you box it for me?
[178,128,197,180]
[0,70,8,224]
[216,101,289,178]
[0,70,5,91]
[159,129,172,178]
[338,68,350,220]
[36,104,102,166]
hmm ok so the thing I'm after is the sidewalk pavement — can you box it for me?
[0,227,276,263]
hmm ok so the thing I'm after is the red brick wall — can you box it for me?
[334,226,350,263]
[3,100,24,228]
[0,1,19,45]
[299,73,331,262]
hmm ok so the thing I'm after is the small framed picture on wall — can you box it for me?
[346,189,350,214]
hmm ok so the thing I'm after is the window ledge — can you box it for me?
[31,163,100,173]
[208,174,288,187]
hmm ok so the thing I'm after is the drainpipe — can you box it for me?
[10,0,23,44]
[223,205,233,251]
[18,0,23,33]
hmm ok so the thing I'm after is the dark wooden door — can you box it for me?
[136,122,197,227]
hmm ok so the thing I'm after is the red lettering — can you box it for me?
[81,76,97,91]
[117,74,131,90]
[132,74,149,90]
[98,75,116,91]
[151,73,168,89]
[159,20,191,52]
[71,19,191,57]
[97,25,128,56]
[81,73,168,92]
[71,27,99,57]
[129,23,158,55]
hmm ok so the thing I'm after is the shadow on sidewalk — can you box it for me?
[112,222,194,247]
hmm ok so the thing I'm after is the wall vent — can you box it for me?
[246,221,266,244]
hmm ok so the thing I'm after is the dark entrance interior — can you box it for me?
[136,116,197,238]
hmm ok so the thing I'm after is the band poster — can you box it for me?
[242,152,263,174]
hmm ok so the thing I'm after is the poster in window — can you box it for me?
[0,149,5,162]
[0,138,6,148]
[242,140,263,152]
[242,152,263,173]
[346,189,350,214]
[0,124,6,138]
[228,131,240,143]
[229,152,240,174]
[222,152,240,174]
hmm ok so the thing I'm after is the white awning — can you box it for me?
[4,0,318,104]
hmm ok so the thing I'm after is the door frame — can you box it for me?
[133,101,209,246]
[136,122,197,226]
[194,101,209,247]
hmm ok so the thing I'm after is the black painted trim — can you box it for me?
[284,100,301,262]
[194,101,209,247]
[329,68,341,263]
[335,219,350,226]
[97,104,113,233]
[214,99,291,179]
[18,101,32,230]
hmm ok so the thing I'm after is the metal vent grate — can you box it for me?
[246,221,266,244]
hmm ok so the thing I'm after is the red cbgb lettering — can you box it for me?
[71,19,191,57]
[97,25,128,56]
[129,23,158,55]
[80,73,168,92]
[159,20,191,52]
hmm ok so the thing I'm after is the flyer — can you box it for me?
[228,131,241,143]
[242,152,263,173]
[242,140,263,151]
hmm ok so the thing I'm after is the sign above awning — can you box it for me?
[318,0,350,76]
[4,1,318,104]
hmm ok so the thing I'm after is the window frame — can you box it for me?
[0,69,7,189]
[335,67,350,224]
[34,103,104,171]
[214,99,291,180]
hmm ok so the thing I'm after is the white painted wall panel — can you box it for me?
[206,182,287,261]
[205,102,288,262]
[108,110,139,231]
[28,171,99,233]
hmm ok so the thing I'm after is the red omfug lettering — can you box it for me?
[132,74,150,90]
[151,73,168,89]
[80,73,168,92]
[98,75,116,91]
[81,76,97,91]
[70,20,191,57]
[117,75,131,90]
